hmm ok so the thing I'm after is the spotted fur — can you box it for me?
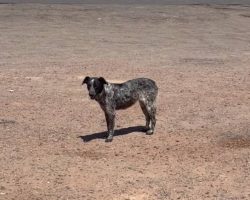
[82,76,158,142]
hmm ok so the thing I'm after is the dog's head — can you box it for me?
[82,76,107,99]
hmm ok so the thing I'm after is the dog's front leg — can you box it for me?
[104,112,115,142]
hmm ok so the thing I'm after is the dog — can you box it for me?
[82,76,158,142]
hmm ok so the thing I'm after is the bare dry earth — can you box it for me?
[0,4,250,200]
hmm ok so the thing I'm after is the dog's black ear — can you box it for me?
[99,77,107,85]
[82,76,90,85]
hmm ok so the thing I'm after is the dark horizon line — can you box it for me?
[0,0,250,5]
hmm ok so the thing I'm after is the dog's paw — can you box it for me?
[105,138,113,142]
[142,126,150,132]
[146,130,154,135]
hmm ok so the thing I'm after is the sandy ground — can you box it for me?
[0,3,250,200]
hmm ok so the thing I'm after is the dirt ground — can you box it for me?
[0,3,250,200]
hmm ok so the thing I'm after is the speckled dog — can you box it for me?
[82,76,158,142]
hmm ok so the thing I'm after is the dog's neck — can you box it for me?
[94,83,111,103]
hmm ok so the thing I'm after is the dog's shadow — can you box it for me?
[78,125,146,142]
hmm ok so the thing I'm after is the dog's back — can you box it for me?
[126,78,158,94]
[107,78,158,110]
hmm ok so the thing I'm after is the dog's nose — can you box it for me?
[89,94,95,99]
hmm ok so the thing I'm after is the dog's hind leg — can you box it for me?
[139,101,150,131]
[140,97,156,135]
[146,102,156,135]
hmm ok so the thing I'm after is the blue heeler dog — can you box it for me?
[82,77,158,142]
